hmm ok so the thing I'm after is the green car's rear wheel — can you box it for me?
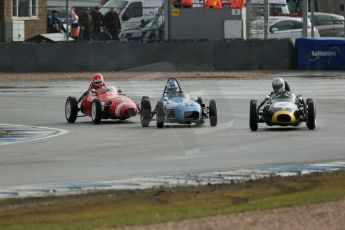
[250,99,258,131]
[306,98,316,130]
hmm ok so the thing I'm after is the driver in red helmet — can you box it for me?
[78,73,107,103]
[89,73,106,90]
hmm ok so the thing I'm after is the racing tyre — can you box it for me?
[91,99,102,124]
[306,98,316,130]
[197,97,203,105]
[209,99,217,127]
[141,96,152,127]
[250,99,258,131]
[65,97,78,123]
[156,101,165,128]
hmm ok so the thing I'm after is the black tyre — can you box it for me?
[156,101,164,128]
[209,99,217,127]
[91,99,102,124]
[250,99,258,131]
[140,96,152,127]
[65,97,78,123]
[306,98,316,130]
[197,97,203,105]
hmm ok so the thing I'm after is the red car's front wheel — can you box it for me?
[91,99,102,124]
[65,97,78,123]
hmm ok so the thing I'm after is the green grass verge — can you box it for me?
[1,171,345,230]
[0,130,7,136]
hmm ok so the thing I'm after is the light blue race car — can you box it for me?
[140,78,217,128]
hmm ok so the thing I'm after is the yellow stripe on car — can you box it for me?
[272,110,297,124]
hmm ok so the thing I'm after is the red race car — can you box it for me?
[65,74,139,124]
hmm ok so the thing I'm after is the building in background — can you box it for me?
[0,0,47,42]
[47,0,103,16]
[318,0,344,15]
[287,0,344,15]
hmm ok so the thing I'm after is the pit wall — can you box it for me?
[0,39,295,72]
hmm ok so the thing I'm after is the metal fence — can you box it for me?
[1,0,345,43]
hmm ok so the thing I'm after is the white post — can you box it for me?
[246,0,251,39]
[264,0,268,39]
[302,0,309,38]
[164,0,169,41]
[66,0,69,41]
[310,0,315,37]
[343,0,345,37]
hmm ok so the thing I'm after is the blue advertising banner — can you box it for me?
[296,38,345,70]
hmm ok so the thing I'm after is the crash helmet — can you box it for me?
[272,77,285,92]
[92,73,104,89]
[166,79,178,93]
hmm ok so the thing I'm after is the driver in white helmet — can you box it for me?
[258,77,292,108]
[271,77,285,97]
[165,79,182,97]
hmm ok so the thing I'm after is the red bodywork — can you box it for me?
[81,86,139,120]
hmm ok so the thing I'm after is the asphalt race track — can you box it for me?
[1,77,345,190]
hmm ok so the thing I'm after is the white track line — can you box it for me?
[0,123,68,145]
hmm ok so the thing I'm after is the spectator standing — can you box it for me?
[70,7,80,40]
[204,0,222,8]
[91,6,104,40]
[104,7,121,40]
[47,10,66,33]
[79,8,94,41]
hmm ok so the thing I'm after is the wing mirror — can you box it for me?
[163,96,168,101]
[117,88,123,94]
[91,88,97,94]
[265,95,270,100]
[122,13,129,21]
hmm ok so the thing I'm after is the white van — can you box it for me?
[101,0,164,31]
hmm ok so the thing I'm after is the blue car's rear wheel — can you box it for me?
[209,100,217,127]
[156,101,164,128]
[141,96,151,127]
[250,99,258,131]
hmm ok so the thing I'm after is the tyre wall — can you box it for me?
[0,40,294,72]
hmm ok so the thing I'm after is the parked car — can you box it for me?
[251,17,320,39]
[308,12,345,37]
[119,19,163,42]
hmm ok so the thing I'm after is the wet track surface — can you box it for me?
[0,77,345,190]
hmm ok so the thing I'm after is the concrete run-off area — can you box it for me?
[0,72,345,199]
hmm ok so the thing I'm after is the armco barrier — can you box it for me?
[214,39,295,70]
[0,40,294,72]
[296,38,345,70]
